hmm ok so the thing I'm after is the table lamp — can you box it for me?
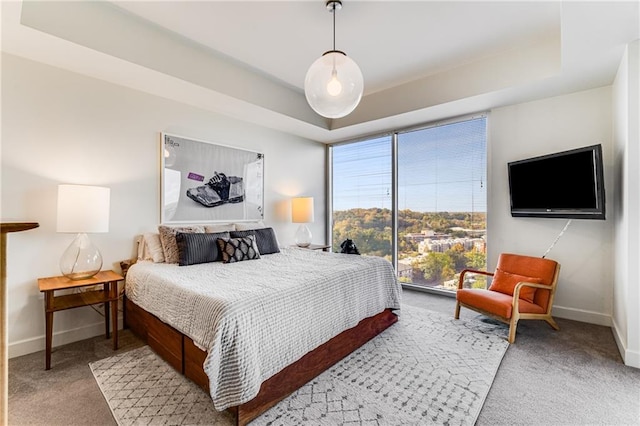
[292,196,314,247]
[56,184,110,280]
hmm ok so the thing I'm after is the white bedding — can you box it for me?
[125,247,402,410]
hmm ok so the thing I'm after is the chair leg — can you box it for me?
[454,302,461,319]
[508,317,518,344]
[545,316,560,330]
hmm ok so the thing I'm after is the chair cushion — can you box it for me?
[488,268,542,303]
[496,253,559,310]
[457,288,546,319]
[497,253,557,285]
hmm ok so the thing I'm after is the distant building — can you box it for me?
[449,226,486,237]
[418,237,486,254]
[397,259,413,281]
[404,229,435,242]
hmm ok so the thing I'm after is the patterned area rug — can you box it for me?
[90,304,509,425]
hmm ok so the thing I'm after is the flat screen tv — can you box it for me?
[508,144,606,220]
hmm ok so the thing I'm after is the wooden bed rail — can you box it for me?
[124,296,397,425]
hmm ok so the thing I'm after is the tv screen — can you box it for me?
[508,144,606,220]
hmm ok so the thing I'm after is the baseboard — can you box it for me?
[403,287,613,327]
[8,314,124,359]
[551,305,612,327]
[611,317,640,369]
[624,348,640,369]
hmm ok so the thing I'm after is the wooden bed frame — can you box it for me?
[123,295,397,426]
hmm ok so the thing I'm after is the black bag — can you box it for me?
[340,239,360,255]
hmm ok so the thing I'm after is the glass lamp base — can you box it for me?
[295,224,312,247]
[60,233,103,280]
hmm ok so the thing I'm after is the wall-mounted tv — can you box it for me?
[508,144,606,220]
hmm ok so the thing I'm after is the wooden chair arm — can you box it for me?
[512,281,552,310]
[458,268,494,289]
[514,281,551,291]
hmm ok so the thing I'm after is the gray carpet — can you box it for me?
[89,305,509,425]
[9,290,640,425]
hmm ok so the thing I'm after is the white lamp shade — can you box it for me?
[304,51,364,119]
[292,197,315,223]
[57,184,110,233]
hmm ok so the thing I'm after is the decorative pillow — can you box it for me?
[204,223,236,233]
[488,268,543,303]
[137,235,152,261]
[158,225,205,264]
[176,231,229,266]
[216,235,261,263]
[233,221,266,231]
[230,228,280,255]
[143,233,165,263]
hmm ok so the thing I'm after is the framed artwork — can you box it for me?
[161,133,264,223]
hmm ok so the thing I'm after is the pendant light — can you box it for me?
[304,0,363,119]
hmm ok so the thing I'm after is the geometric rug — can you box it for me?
[90,304,509,425]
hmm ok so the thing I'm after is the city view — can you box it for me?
[332,208,487,292]
[331,116,488,293]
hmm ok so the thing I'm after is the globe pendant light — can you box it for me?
[305,0,363,119]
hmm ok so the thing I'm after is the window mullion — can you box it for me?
[391,133,398,272]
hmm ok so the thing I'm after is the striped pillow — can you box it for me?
[176,231,230,266]
[230,228,280,255]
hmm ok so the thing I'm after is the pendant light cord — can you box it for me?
[332,2,336,51]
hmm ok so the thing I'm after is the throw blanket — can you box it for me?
[125,248,401,410]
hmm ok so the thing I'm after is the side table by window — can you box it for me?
[37,270,123,370]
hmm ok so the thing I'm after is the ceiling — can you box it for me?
[2,1,639,143]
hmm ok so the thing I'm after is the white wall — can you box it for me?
[4,48,637,367]
[1,53,326,358]
[612,40,640,368]
[489,87,614,326]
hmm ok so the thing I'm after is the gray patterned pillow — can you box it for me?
[158,225,205,264]
[216,235,261,263]
[230,228,280,255]
[176,231,230,266]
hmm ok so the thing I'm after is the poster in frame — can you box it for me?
[161,133,264,224]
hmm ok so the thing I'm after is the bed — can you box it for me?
[123,231,401,425]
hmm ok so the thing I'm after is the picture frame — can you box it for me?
[160,133,264,224]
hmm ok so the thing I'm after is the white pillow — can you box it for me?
[205,223,236,233]
[136,233,166,263]
[233,221,281,248]
[234,221,266,231]
[144,232,165,263]
[136,235,151,261]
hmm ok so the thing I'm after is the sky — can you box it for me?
[332,117,487,213]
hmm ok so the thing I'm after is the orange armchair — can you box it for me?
[455,253,561,343]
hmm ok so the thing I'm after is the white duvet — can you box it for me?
[125,247,402,410]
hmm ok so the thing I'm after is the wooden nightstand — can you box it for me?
[294,244,331,252]
[38,270,123,370]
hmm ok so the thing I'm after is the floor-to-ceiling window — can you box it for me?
[331,135,393,260]
[330,115,487,294]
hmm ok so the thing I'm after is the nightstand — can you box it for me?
[38,270,123,370]
[294,244,331,252]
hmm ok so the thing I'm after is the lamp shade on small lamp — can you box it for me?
[292,197,314,247]
[57,184,110,280]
